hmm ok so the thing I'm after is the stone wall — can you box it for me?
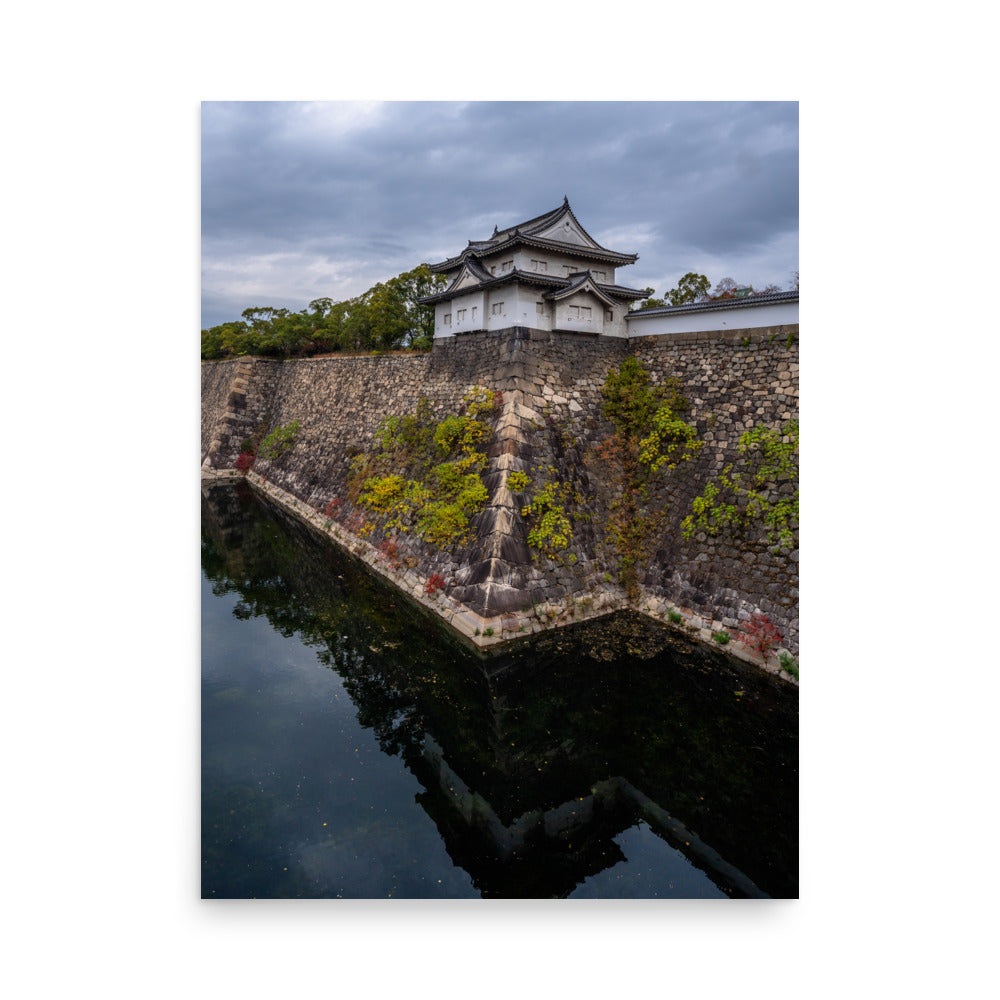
[634,325,798,650]
[202,324,799,659]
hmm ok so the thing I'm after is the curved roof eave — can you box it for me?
[418,268,651,305]
[428,236,637,272]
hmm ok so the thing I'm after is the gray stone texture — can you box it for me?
[201,323,799,654]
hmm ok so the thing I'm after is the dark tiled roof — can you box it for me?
[428,199,638,271]
[542,271,633,308]
[417,267,649,305]
[627,290,798,319]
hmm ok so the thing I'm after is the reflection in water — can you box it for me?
[202,482,798,898]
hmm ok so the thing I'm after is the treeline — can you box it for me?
[635,272,798,310]
[201,264,447,360]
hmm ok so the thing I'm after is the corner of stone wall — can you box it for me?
[201,329,799,668]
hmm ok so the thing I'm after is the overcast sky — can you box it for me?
[201,101,798,328]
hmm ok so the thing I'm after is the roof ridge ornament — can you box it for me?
[563,195,569,206]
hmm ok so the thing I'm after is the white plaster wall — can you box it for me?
[434,300,454,338]
[449,289,486,334]
[485,287,511,330]
[554,290,603,334]
[483,250,617,286]
[535,216,590,247]
[625,301,799,337]
[500,283,548,329]
[602,304,629,338]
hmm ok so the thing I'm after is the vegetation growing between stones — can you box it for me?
[779,652,799,679]
[682,419,799,550]
[258,420,302,461]
[519,468,583,561]
[594,357,701,598]
[350,388,501,549]
[738,613,783,660]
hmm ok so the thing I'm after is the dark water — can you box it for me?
[202,483,798,898]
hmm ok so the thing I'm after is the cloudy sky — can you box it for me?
[201,101,798,329]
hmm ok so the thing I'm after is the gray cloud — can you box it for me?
[202,101,798,327]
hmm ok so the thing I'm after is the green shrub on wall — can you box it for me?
[594,357,701,596]
[682,419,798,550]
[258,420,302,461]
[351,388,501,549]
[520,471,580,560]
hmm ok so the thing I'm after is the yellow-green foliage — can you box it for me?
[463,386,501,419]
[527,508,573,557]
[638,406,702,472]
[433,453,487,496]
[433,414,465,456]
[520,469,581,560]
[506,470,531,492]
[351,388,500,548]
[682,420,798,549]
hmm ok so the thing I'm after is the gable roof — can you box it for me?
[428,198,639,272]
[542,271,621,309]
[442,257,494,295]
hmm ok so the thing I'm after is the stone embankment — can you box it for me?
[202,324,798,677]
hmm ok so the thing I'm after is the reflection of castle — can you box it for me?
[416,736,766,898]
[202,483,798,898]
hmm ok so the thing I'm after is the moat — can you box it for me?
[202,482,798,898]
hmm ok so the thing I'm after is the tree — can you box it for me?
[201,264,449,359]
[633,273,711,310]
[667,272,710,305]
[709,277,739,299]
[387,264,447,348]
[636,295,668,311]
[308,297,333,317]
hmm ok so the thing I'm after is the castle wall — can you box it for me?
[202,324,799,660]
[626,300,799,335]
